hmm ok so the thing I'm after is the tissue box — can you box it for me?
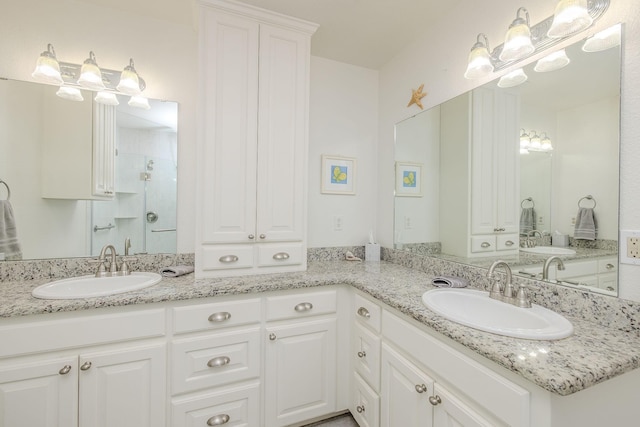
[365,243,380,262]
[552,234,569,247]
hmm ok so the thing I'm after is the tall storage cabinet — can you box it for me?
[196,0,318,278]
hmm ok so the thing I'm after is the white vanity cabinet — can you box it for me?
[0,308,167,427]
[41,99,116,200]
[196,0,318,277]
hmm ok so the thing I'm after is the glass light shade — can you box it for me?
[497,68,528,88]
[77,52,105,90]
[56,86,84,102]
[582,24,621,52]
[128,95,151,110]
[540,134,553,151]
[499,23,535,62]
[116,59,141,95]
[520,131,531,149]
[520,147,530,155]
[547,0,593,39]
[95,91,119,106]
[464,45,494,79]
[32,46,64,85]
[534,49,571,72]
[529,132,542,150]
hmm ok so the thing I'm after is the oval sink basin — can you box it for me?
[32,272,162,300]
[422,288,573,340]
[520,246,576,256]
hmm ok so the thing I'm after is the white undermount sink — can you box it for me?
[422,288,573,340]
[32,272,162,300]
[520,246,576,256]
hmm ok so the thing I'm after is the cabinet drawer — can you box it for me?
[496,234,518,251]
[470,235,495,253]
[265,289,337,321]
[257,243,304,267]
[353,293,382,333]
[171,381,260,427]
[556,260,597,279]
[171,328,260,394]
[352,373,380,427]
[598,258,617,273]
[353,322,381,391]
[172,298,261,334]
[200,245,254,271]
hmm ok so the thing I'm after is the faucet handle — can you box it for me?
[89,258,107,277]
[515,284,532,308]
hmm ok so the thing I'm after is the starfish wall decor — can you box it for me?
[407,84,427,110]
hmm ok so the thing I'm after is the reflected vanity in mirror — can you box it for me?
[0,78,178,260]
[394,24,621,296]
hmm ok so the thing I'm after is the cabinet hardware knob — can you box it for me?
[356,405,365,413]
[218,255,239,263]
[269,333,277,341]
[207,414,230,425]
[80,361,92,371]
[505,240,514,246]
[357,351,366,358]
[259,234,266,239]
[273,252,290,261]
[208,312,231,322]
[294,302,313,312]
[207,356,231,368]
[429,395,442,406]
[481,242,491,248]
[248,234,255,240]
[415,384,427,393]
[59,365,72,375]
[606,263,614,270]
[357,307,370,318]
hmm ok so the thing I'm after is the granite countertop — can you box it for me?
[1,260,638,397]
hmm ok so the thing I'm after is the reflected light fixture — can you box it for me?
[95,91,119,106]
[582,23,621,52]
[128,95,151,110]
[499,7,535,62]
[32,44,64,85]
[520,129,531,150]
[534,49,571,72]
[116,58,142,96]
[540,133,553,151]
[547,0,593,38]
[77,51,106,91]
[56,86,84,102]
[464,34,494,79]
[528,131,542,150]
[497,68,528,88]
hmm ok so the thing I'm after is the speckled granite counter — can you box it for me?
[1,260,639,397]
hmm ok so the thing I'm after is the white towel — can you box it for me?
[160,265,194,277]
[0,200,22,260]
[519,207,536,236]
[574,207,597,240]
[432,276,469,288]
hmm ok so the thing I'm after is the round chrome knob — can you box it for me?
[357,307,370,318]
[248,234,255,240]
[415,384,427,393]
[259,234,266,239]
[356,405,365,413]
[429,395,442,406]
[269,333,277,341]
[357,351,366,358]
[80,361,92,371]
[59,365,72,375]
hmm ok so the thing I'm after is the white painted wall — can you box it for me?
[378,0,640,301]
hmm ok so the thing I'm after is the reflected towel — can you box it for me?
[432,276,469,288]
[519,207,536,236]
[574,207,597,240]
[160,265,194,277]
[0,200,22,260]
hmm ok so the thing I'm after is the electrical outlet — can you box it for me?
[333,215,343,231]
[621,230,640,265]
[404,216,413,229]
[628,237,640,258]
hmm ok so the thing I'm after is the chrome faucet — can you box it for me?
[487,260,531,308]
[95,245,118,277]
[523,230,543,248]
[542,256,565,280]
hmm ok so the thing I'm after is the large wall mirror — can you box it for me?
[394,24,621,296]
[0,78,178,260]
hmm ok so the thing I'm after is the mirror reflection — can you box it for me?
[394,24,621,296]
[0,78,178,260]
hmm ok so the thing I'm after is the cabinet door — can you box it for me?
[199,8,259,244]
[352,373,380,427]
[380,344,434,427]
[256,24,309,243]
[494,91,519,234]
[432,383,494,427]
[265,318,337,426]
[0,356,78,427]
[92,103,116,198]
[78,343,166,427]
[353,322,381,391]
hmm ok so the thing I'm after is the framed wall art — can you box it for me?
[321,155,356,195]
[395,162,422,197]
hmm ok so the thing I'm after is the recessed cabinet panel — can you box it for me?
[200,245,255,271]
[172,298,261,334]
[352,373,380,427]
[265,289,337,321]
[256,243,304,267]
[432,383,495,427]
[353,322,381,391]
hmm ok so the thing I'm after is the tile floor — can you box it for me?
[304,413,359,427]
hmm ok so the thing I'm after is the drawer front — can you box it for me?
[598,258,617,274]
[353,293,382,333]
[171,328,260,394]
[265,289,337,321]
[171,382,260,427]
[352,373,380,427]
[556,260,597,279]
[257,243,304,267]
[353,322,381,391]
[496,234,518,251]
[470,235,496,253]
[200,245,254,271]
[172,298,261,334]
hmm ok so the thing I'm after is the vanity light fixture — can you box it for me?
[499,7,535,62]
[528,131,542,150]
[116,59,142,96]
[534,49,571,72]
[582,23,621,52]
[547,0,593,38]
[464,34,494,79]
[540,133,553,151]
[497,68,528,88]
[55,86,84,102]
[128,95,151,110]
[31,44,64,85]
[94,91,119,106]
[77,51,106,91]
[520,129,531,149]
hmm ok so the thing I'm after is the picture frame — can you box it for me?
[321,155,356,195]
[395,162,422,197]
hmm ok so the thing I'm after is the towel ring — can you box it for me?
[521,197,535,209]
[578,195,596,209]
[0,179,9,201]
